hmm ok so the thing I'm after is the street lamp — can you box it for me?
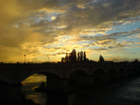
[24,54,26,63]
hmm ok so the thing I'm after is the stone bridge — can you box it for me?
[0,63,139,103]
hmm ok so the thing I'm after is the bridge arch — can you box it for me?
[108,68,119,80]
[132,68,136,72]
[92,68,106,82]
[108,67,117,73]
[132,68,137,76]
[19,69,63,83]
[66,68,92,86]
[66,68,90,77]
[126,68,132,71]
[126,68,132,75]
[119,68,125,71]
[119,68,127,78]
[91,67,106,75]
[0,75,13,84]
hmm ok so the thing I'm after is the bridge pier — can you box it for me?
[47,76,68,91]
[127,70,133,77]
[105,74,110,82]
[121,72,128,78]
[94,74,110,82]
[75,75,94,86]
[109,72,120,80]
[0,81,22,103]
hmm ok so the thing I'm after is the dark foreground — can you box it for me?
[45,77,140,105]
[1,76,140,105]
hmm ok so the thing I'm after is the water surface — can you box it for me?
[22,74,140,105]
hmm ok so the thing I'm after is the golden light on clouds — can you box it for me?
[0,0,140,63]
[51,16,56,20]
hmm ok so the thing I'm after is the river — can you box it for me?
[21,74,140,105]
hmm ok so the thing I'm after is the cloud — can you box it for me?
[30,20,49,28]
[106,56,139,62]
[48,0,140,35]
[80,28,140,43]
[0,0,140,62]
[106,56,130,62]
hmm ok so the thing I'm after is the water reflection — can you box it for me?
[22,74,47,105]
[46,93,68,105]
[22,74,140,105]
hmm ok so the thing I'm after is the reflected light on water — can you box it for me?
[21,74,140,105]
[21,74,47,84]
[26,93,47,105]
[21,74,47,105]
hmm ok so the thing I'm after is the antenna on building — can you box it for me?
[24,54,26,63]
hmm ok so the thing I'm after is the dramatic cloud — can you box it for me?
[0,0,140,62]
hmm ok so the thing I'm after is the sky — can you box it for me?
[0,0,140,63]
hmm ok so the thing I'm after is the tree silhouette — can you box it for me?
[61,49,87,63]
[99,55,104,63]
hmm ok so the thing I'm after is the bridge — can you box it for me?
[0,62,139,103]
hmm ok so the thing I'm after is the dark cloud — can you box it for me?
[108,43,125,49]
[89,41,136,51]
[18,0,140,38]
[57,52,66,55]
[46,52,66,57]
[50,0,140,33]
[30,20,49,28]
[91,47,108,51]
[44,46,70,52]
[80,27,140,41]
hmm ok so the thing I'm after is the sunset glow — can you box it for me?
[0,0,140,63]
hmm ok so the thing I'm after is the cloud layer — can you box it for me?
[0,0,140,62]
